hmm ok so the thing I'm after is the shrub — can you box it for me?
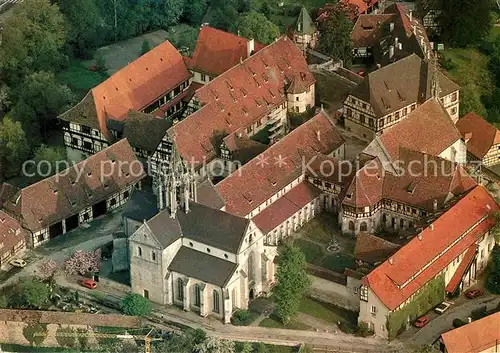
[338,321,354,334]
[452,318,467,328]
[120,293,152,316]
[231,309,257,326]
[355,322,374,337]
[438,56,456,71]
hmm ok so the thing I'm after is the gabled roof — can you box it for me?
[60,41,191,138]
[351,54,459,116]
[3,139,145,232]
[169,36,315,167]
[363,186,498,311]
[187,26,266,77]
[144,202,249,253]
[354,233,400,264]
[351,14,394,48]
[441,311,500,353]
[371,99,462,161]
[169,246,238,287]
[0,211,27,259]
[196,179,225,210]
[456,112,500,159]
[122,111,172,153]
[293,7,317,35]
[216,111,344,217]
[223,134,268,165]
[343,156,385,208]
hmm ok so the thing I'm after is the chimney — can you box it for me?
[433,199,438,212]
[247,38,255,57]
[389,45,395,59]
[409,10,413,22]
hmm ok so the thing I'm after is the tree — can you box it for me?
[58,0,104,58]
[255,342,268,353]
[235,12,280,45]
[196,337,235,353]
[16,71,74,139]
[492,212,500,243]
[317,10,353,67]
[155,328,206,353]
[120,293,152,316]
[141,40,151,56]
[33,145,68,178]
[486,245,500,294]
[437,0,492,47]
[0,116,30,180]
[0,295,8,308]
[19,278,50,308]
[23,323,48,346]
[36,260,58,281]
[211,4,239,32]
[0,85,12,112]
[183,0,209,25]
[55,327,77,348]
[272,245,311,324]
[239,342,253,353]
[0,0,67,83]
[64,249,101,276]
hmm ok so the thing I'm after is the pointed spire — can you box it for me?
[430,52,441,101]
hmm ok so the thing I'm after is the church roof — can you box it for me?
[196,179,225,210]
[169,246,238,287]
[293,7,317,35]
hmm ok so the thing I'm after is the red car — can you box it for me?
[414,316,430,328]
[80,279,97,289]
[465,289,484,299]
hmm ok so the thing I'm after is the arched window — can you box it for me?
[360,222,368,232]
[151,251,156,261]
[137,246,142,257]
[348,221,355,231]
[213,290,220,313]
[194,284,201,307]
[177,279,184,301]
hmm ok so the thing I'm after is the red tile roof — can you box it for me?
[216,111,344,217]
[252,182,321,233]
[351,14,394,48]
[354,233,400,264]
[445,245,477,294]
[376,99,462,161]
[441,311,500,353]
[343,157,385,208]
[456,112,500,159]
[363,186,499,311]
[0,211,26,259]
[4,139,145,232]
[188,26,266,76]
[91,41,191,136]
[169,36,315,167]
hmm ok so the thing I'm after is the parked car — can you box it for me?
[80,279,97,289]
[9,259,27,268]
[414,316,430,328]
[465,289,484,299]
[434,301,453,314]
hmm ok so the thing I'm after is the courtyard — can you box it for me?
[293,213,356,274]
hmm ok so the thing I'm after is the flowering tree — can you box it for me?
[64,249,101,276]
[36,260,57,281]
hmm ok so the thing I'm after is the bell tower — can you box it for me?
[156,144,197,218]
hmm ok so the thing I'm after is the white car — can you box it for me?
[434,301,453,314]
[9,259,27,268]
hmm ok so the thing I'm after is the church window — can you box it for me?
[137,246,142,257]
[213,290,220,313]
[151,251,156,261]
[177,279,184,301]
[194,284,201,306]
[249,234,253,243]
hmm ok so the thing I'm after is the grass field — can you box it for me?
[56,60,108,99]
[259,313,312,330]
[299,297,358,328]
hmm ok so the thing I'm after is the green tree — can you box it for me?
[156,328,206,353]
[437,0,492,47]
[0,0,67,83]
[0,295,8,308]
[33,145,68,178]
[487,245,500,294]
[0,116,30,180]
[196,337,235,353]
[16,71,74,139]
[19,278,50,308]
[120,293,152,316]
[492,212,500,243]
[317,10,353,67]
[211,4,239,31]
[239,342,253,353]
[183,0,209,25]
[0,85,11,113]
[255,342,268,353]
[55,327,77,348]
[23,323,48,346]
[272,245,311,324]
[58,0,104,58]
[235,11,280,45]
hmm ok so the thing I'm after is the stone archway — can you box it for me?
[348,221,355,231]
[249,288,255,300]
[360,222,368,232]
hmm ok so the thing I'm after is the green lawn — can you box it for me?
[294,238,323,265]
[299,297,358,328]
[56,60,109,99]
[298,215,334,244]
[320,253,356,272]
[259,314,312,330]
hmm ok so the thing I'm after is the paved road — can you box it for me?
[403,295,500,345]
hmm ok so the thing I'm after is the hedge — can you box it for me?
[386,274,445,340]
